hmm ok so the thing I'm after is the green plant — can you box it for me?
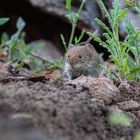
[88,0,140,81]
[108,112,140,140]
[125,0,140,15]
[0,18,9,26]
[0,18,9,46]
[61,0,86,51]
[3,17,33,67]
[123,20,140,81]
[134,132,140,140]
[107,112,132,127]
[0,17,64,72]
[47,60,64,72]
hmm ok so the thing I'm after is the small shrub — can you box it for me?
[107,112,132,127]
[0,17,63,72]
[88,0,140,81]
[61,0,86,51]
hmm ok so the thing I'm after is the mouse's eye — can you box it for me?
[67,55,70,58]
[78,55,82,59]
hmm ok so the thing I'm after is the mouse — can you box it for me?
[64,43,103,79]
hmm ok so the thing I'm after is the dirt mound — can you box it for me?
[0,78,139,140]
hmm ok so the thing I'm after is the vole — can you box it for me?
[64,43,104,80]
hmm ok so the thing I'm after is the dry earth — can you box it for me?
[0,73,139,140]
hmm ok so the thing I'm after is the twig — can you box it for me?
[30,52,53,65]
[0,75,46,82]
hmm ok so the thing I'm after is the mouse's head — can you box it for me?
[66,43,96,69]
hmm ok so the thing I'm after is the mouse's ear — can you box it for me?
[85,43,96,53]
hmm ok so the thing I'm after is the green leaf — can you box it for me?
[77,0,86,15]
[135,7,140,15]
[60,34,67,52]
[16,17,26,30]
[19,49,26,62]
[88,32,109,49]
[125,0,136,7]
[97,0,111,22]
[123,19,135,34]
[129,67,140,75]
[117,8,128,21]
[66,0,71,12]
[111,0,120,20]
[108,112,133,127]
[74,29,85,45]
[66,0,72,11]
[103,33,116,56]
[0,18,9,26]
[134,132,140,140]
[24,45,33,55]
[95,18,113,36]
[1,32,9,44]
[9,39,18,52]
[66,12,79,24]
[6,17,26,47]
[119,43,128,57]
[127,56,136,68]
[110,56,120,67]
[54,60,64,69]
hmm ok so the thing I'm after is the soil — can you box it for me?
[0,0,140,139]
[0,72,140,140]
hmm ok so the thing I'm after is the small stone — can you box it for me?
[66,76,119,104]
[117,100,140,111]
[107,105,122,113]
[136,110,140,119]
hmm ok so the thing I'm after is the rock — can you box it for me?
[0,70,12,77]
[27,0,140,34]
[135,110,140,119]
[0,115,47,140]
[66,76,119,104]
[107,105,122,113]
[117,100,140,111]
[118,80,140,101]
[30,39,63,63]
[27,0,104,33]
